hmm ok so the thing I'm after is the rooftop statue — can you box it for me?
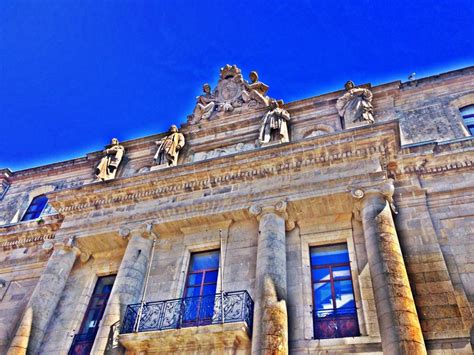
[193,83,217,122]
[154,125,185,167]
[259,99,291,145]
[95,138,125,181]
[242,71,270,107]
[188,65,272,123]
[336,81,375,125]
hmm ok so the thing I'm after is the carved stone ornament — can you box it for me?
[188,64,273,123]
[336,80,375,127]
[95,138,125,181]
[248,200,288,221]
[153,125,185,168]
[349,179,398,220]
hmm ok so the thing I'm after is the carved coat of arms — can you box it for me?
[189,64,271,123]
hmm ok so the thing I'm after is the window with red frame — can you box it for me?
[310,243,359,339]
[182,250,220,326]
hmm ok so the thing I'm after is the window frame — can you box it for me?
[309,243,360,339]
[182,249,220,326]
[21,194,49,221]
[460,105,474,135]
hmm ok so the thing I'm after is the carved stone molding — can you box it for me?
[54,236,82,258]
[123,222,159,241]
[248,201,296,231]
[349,179,398,220]
[249,201,288,221]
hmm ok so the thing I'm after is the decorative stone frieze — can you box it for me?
[50,126,397,216]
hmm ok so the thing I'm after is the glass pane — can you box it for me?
[310,244,349,266]
[460,105,474,116]
[190,250,219,271]
[332,266,351,280]
[79,275,116,334]
[312,268,330,282]
[185,286,200,298]
[95,275,116,294]
[334,280,355,310]
[202,284,217,296]
[204,270,218,283]
[187,273,203,286]
[199,294,215,320]
[314,282,333,311]
[22,195,48,221]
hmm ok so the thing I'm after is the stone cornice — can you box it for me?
[47,121,400,216]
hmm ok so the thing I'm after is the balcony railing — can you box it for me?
[121,290,254,335]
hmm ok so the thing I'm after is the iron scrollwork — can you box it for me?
[120,290,254,335]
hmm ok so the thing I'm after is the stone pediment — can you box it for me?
[188,64,276,124]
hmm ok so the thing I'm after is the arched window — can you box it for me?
[21,195,48,221]
[460,105,474,135]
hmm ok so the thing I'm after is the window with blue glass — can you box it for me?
[310,243,359,339]
[21,195,48,221]
[460,105,474,135]
[183,250,220,326]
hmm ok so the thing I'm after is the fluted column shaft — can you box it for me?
[250,202,288,355]
[352,181,426,354]
[9,239,79,355]
[92,226,155,354]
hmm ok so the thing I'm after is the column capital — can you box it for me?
[249,201,296,231]
[54,236,82,258]
[349,179,398,220]
[249,200,287,220]
[119,222,158,241]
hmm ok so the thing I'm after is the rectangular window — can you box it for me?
[182,250,220,326]
[69,275,116,355]
[310,244,359,339]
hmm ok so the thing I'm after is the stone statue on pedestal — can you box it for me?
[336,80,375,125]
[95,138,125,181]
[259,99,291,145]
[154,125,185,167]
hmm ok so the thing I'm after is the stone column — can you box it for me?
[92,224,155,354]
[8,237,80,355]
[351,180,426,354]
[249,201,289,355]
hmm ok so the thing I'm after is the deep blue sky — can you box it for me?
[1,1,473,171]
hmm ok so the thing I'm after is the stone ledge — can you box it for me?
[290,335,382,352]
[119,322,251,353]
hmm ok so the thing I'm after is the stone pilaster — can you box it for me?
[351,180,426,354]
[92,223,156,354]
[8,237,80,355]
[249,201,289,355]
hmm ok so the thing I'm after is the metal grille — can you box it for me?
[120,290,253,335]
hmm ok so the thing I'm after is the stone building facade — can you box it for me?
[0,65,473,354]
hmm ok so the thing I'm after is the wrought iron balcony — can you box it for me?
[120,290,253,335]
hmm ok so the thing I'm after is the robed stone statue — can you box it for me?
[336,80,375,125]
[154,125,185,167]
[95,138,125,181]
[259,99,291,145]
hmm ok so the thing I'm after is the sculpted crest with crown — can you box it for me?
[189,64,272,123]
